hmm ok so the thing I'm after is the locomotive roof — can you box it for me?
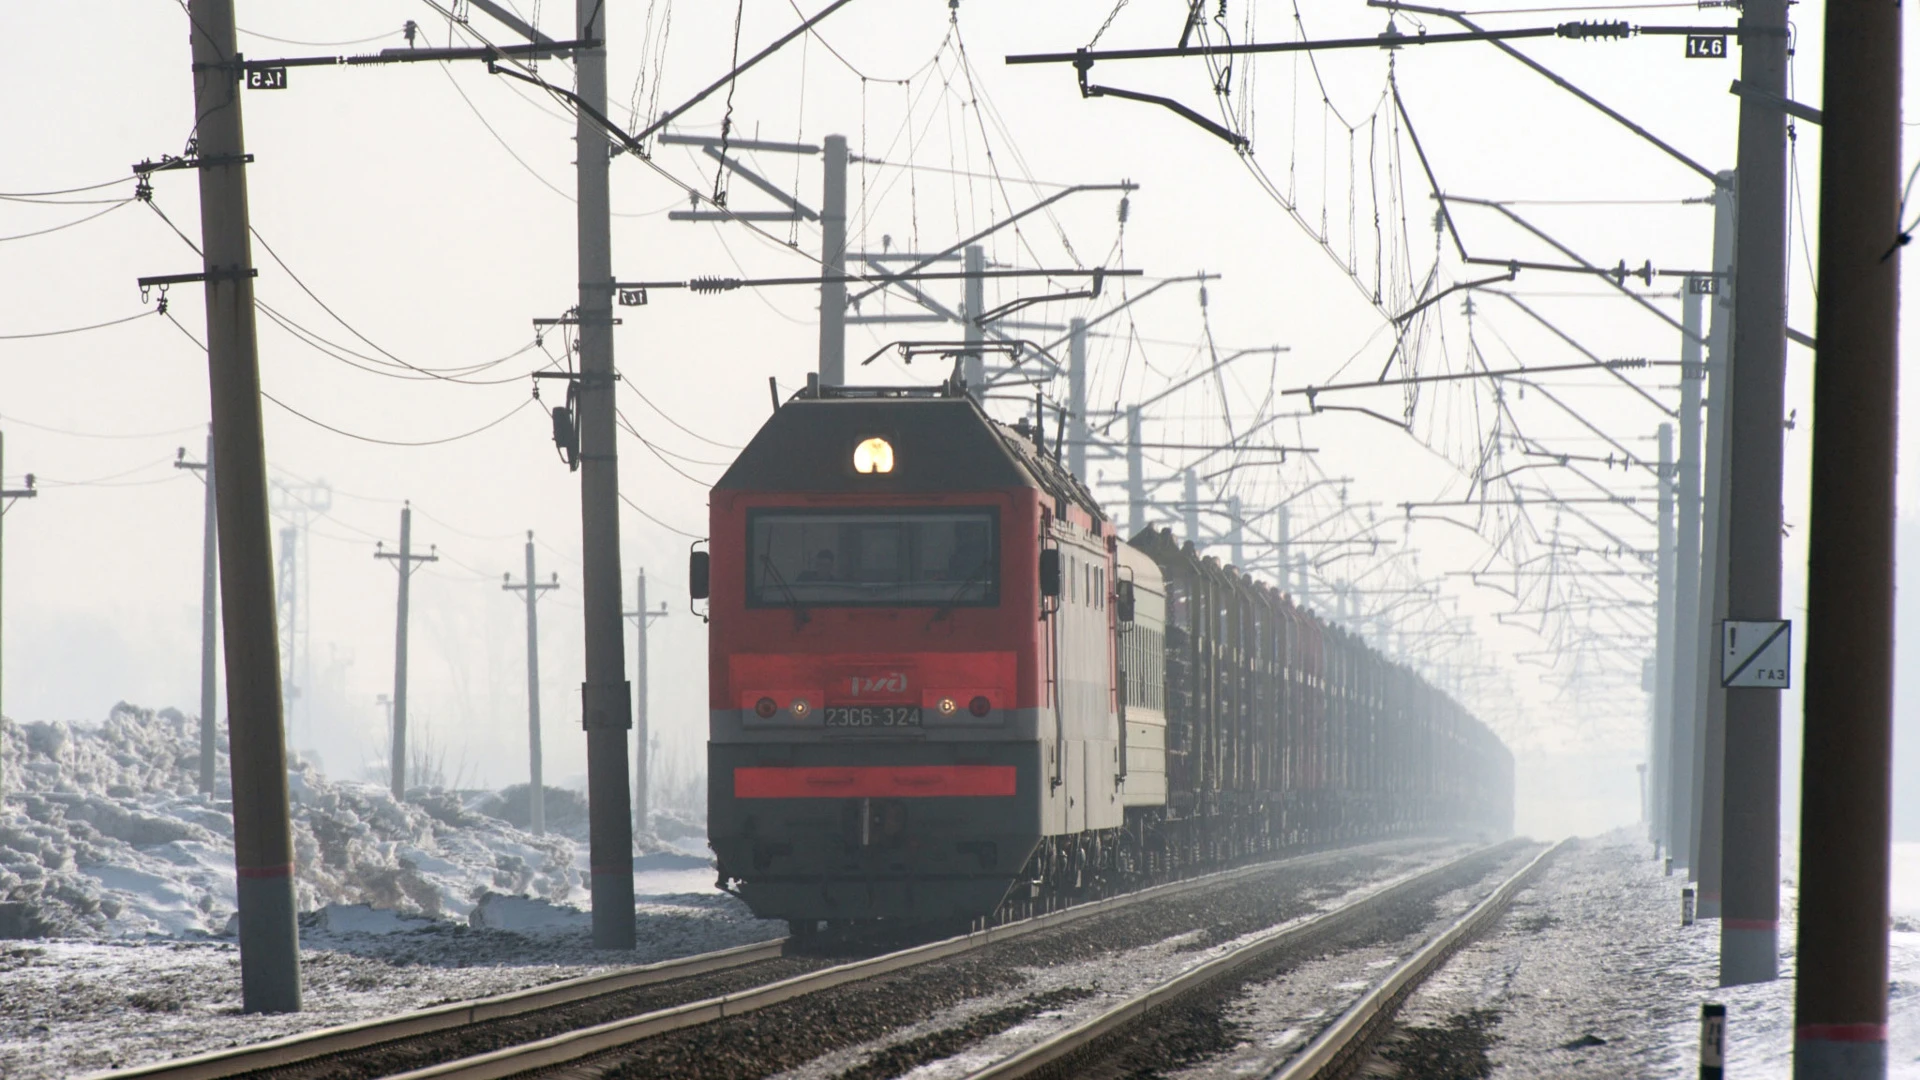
[714,385,1104,520]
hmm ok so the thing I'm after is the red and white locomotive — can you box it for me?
[694,380,1512,932]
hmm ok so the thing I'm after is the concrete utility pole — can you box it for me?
[503,533,558,835]
[1721,0,1791,986]
[963,244,986,400]
[575,0,638,950]
[817,134,848,386]
[1793,0,1899,1069]
[186,0,299,1012]
[375,503,435,802]
[175,433,218,794]
[266,480,327,745]
[1652,422,1675,857]
[625,570,669,835]
[1279,506,1292,594]
[1668,288,1705,870]
[1068,318,1088,478]
[1126,406,1145,537]
[1692,170,1738,903]
[0,434,36,807]
[1183,469,1201,548]
[1229,496,1245,568]
[277,523,299,736]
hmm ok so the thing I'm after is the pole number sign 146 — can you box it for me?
[1686,34,1729,59]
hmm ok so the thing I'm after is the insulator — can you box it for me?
[1558,19,1629,40]
[688,276,740,294]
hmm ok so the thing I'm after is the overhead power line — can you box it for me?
[263,393,535,447]
[0,310,155,340]
[0,176,131,197]
[0,199,133,243]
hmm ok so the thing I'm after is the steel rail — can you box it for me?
[381,842,1463,1080]
[206,841,1443,1076]
[960,839,1559,1080]
[84,938,786,1080]
[91,840,1449,1080]
[1270,838,1568,1079]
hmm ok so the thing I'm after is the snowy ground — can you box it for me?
[1382,830,1920,1079]
[0,705,782,1079]
[8,711,1919,1078]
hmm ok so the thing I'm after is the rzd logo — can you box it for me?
[846,673,908,697]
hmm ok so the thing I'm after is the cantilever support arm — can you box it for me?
[1081,81,1248,148]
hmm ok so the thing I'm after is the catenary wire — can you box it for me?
[237,26,402,46]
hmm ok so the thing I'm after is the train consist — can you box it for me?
[695,379,1512,931]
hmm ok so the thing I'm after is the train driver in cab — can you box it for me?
[797,548,837,583]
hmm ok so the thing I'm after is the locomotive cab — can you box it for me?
[703,382,1121,924]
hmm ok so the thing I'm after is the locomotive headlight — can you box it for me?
[969,695,992,717]
[754,696,778,718]
[790,698,811,717]
[853,437,894,474]
[937,696,958,716]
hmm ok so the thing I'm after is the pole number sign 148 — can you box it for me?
[1722,620,1791,689]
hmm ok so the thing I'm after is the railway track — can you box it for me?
[91,838,1463,1080]
[962,838,1567,1080]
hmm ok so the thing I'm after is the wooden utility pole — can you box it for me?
[375,503,435,802]
[625,569,669,835]
[0,434,36,807]
[175,432,218,794]
[575,0,637,950]
[504,533,558,834]
[1720,0,1791,987]
[185,0,300,1012]
[1793,0,1899,1070]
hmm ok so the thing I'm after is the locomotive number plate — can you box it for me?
[823,706,922,728]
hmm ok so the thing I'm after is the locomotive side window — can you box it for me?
[747,508,999,608]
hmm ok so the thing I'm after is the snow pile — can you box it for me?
[0,703,584,938]
[468,892,593,934]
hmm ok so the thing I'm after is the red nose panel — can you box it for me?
[733,765,1017,799]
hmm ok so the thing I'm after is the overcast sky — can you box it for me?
[3,1,1914,837]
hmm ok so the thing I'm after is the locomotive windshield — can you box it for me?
[748,508,998,607]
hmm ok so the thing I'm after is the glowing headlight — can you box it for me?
[937,697,958,716]
[853,437,894,474]
[790,698,811,717]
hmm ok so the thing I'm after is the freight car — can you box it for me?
[693,379,1512,933]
